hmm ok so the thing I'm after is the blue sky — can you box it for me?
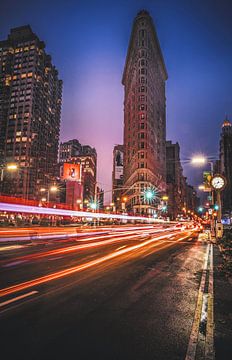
[1,0,232,199]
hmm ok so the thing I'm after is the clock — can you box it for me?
[211,174,226,190]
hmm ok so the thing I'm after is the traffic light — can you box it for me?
[214,204,219,211]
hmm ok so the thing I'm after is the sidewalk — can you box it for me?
[214,244,232,360]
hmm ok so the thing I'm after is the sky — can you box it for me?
[1,0,232,201]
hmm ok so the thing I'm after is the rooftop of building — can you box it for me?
[222,117,232,128]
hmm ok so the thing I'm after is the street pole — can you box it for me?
[216,190,222,223]
[209,161,215,237]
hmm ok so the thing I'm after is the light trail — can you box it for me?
[1,231,148,265]
[0,202,164,222]
[0,228,179,266]
[0,231,194,299]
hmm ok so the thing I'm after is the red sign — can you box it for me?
[61,163,81,182]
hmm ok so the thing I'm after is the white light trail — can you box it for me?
[0,202,164,223]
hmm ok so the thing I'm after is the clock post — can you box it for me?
[210,174,227,239]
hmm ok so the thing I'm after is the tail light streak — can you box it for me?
[0,231,193,299]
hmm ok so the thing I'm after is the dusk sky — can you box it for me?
[1,0,232,201]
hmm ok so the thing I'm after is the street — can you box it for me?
[0,225,216,360]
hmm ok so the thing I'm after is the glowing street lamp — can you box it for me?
[198,185,205,191]
[6,163,18,171]
[162,195,169,201]
[50,186,58,192]
[1,163,18,181]
[143,188,157,204]
[191,156,207,166]
[90,202,97,210]
[47,185,58,203]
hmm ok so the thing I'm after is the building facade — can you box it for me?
[122,10,168,214]
[166,141,184,219]
[112,145,124,210]
[59,140,97,206]
[59,139,82,162]
[220,118,232,214]
[0,26,62,199]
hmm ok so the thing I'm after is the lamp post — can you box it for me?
[191,155,215,236]
[0,163,18,183]
[40,185,58,205]
[48,185,58,203]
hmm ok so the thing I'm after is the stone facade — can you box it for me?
[122,10,168,214]
[166,141,184,219]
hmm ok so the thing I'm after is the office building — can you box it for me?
[220,118,232,214]
[0,25,62,199]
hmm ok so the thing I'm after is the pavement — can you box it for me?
[214,245,232,360]
[0,225,231,360]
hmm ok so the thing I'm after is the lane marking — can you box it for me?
[0,290,38,308]
[205,244,214,360]
[185,243,210,360]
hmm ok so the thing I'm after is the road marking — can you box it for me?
[0,290,38,308]
[185,243,215,360]
[205,244,214,360]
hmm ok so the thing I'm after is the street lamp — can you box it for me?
[191,156,207,166]
[0,162,18,181]
[191,154,216,235]
[90,202,97,210]
[6,163,18,171]
[40,185,58,203]
[162,195,169,201]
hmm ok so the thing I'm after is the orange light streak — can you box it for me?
[0,231,193,299]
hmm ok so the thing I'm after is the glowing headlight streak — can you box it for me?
[0,202,163,222]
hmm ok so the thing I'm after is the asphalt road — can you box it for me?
[0,225,208,360]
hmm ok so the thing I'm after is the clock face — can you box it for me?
[211,176,225,190]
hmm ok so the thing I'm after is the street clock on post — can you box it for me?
[211,174,226,191]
